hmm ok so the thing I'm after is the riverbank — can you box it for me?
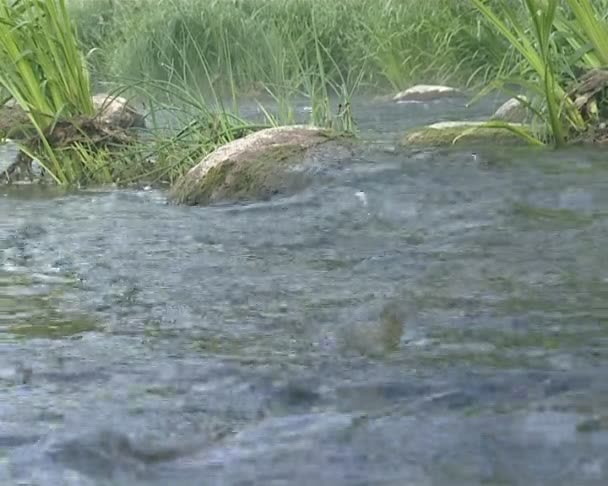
[3,0,608,190]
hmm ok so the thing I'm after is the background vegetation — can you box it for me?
[66,0,514,96]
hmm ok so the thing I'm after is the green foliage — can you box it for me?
[66,0,511,95]
[0,0,94,126]
[0,0,95,183]
[129,83,274,186]
[563,0,608,66]
[470,0,608,146]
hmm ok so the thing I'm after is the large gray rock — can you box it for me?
[492,96,529,122]
[92,93,146,129]
[169,125,353,206]
[393,84,463,103]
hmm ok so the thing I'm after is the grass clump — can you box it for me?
[0,0,94,125]
[472,0,608,146]
[0,0,98,184]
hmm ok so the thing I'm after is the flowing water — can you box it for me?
[1,98,608,485]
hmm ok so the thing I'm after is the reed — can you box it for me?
[0,0,96,183]
[0,0,94,125]
[471,0,608,146]
[66,0,511,96]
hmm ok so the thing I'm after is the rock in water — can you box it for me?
[492,97,529,123]
[393,84,463,103]
[92,93,146,129]
[337,299,408,357]
[169,125,352,206]
[401,121,531,146]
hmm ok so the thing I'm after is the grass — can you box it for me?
[91,1,361,187]
[0,0,358,186]
[66,0,364,187]
[0,0,96,183]
[56,0,505,186]
[3,0,608,188]
[0,0,94,124]
[471,0,608,146]
[1,0,365,187]
[66,0,513,96]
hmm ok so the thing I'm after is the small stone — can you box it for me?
[492,96,529,122]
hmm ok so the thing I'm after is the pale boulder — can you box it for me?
[393,84,463,103]
[169,125,353,206]
[92,93,146,129]
[492,96,529,122]
[401,121,531,146]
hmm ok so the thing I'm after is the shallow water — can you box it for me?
[1,99,608,485]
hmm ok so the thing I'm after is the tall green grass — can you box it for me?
[0,0,93,127]
[67,0,514,96]
[106,0,361,187]
[473,0,608,146]
[0,0,95,183]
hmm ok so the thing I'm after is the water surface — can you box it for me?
[1,99,608,485]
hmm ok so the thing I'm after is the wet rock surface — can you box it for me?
[169,125,354,205]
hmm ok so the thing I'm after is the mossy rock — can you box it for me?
[169,125,354,206]
[400,121,533,147]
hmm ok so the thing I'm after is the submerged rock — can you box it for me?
[492,97,529,123]
[92,93,146,129]
[393,84,463,103]
[337,300,408,358]
[401,121,531,147]
[169,125,353,206]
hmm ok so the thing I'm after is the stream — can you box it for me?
[1,98,608,485]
